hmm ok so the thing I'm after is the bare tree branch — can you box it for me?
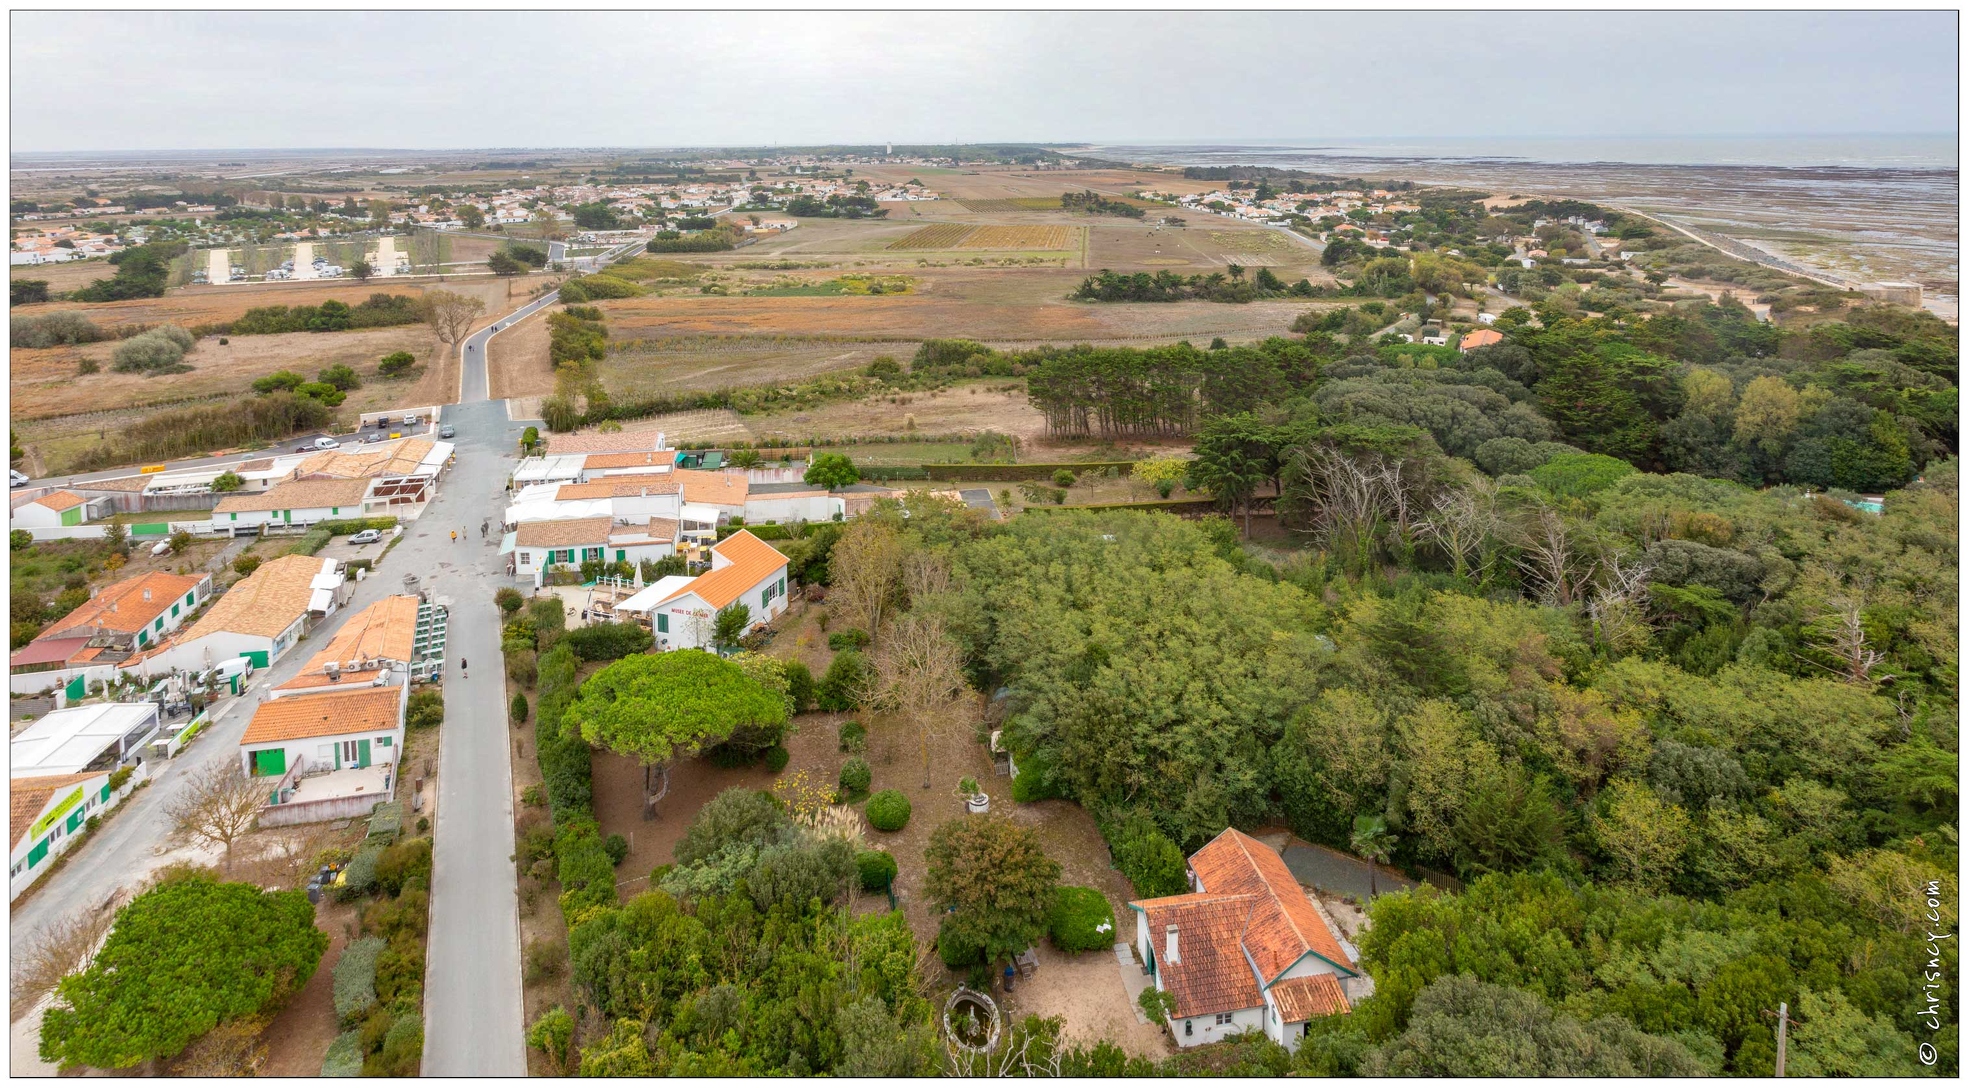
[166,760,264,859]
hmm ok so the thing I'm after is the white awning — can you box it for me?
[614,575,698,614]
[499,531,519,555]
[679,502,721,526]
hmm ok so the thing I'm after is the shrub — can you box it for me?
[838,757,872,800]
[405,689,444,730]
[319,364,362,391]
[505,648,538,687]
[521,784,544,807]
[603,833,629,867]
[1010,751,1063,803]
[510,691,529,724]
[838,720,867,753]
[374,838,432,896]
[1047,886,1117,952]
[494,586,524,615]
[321,1030,365,1077]
[332,936,385,1024]
[764,745,791,772]
[566,621,650,661]
[377,351,415,378]
[554,819,618,921]
[10,311,104,348]
[1052,468,1077,488]
[865,789,911,832]
[232,554,263,577]
[370,1013,422,1077]
[1102,815,1189,898]
[526,1006,576,1074]
[827,627,870,651]
[110,326,194,373]
[937,916,985,968]
[856,849,898,892]
[816,650,865,712]
[334,844,384,901]
[785,659,815,712]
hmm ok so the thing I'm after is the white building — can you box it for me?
[239,684,407,827]
[128,554,343,677]
[1130,829,1362,1052]
[633,530,789,651]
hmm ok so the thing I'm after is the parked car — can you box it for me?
[348,529,383,545]
[363,432,384,443]
[9,469,29,488]
[313,437,341,450]
[438,424,456,439]
[402,414,419,425]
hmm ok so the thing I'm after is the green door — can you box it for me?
[60,506,81,527]
[357,739,372,769]
[243,650,270,669]
[66,810,84,833]
[64,675,86,701]
[27,839,47,867]
[253,748,287,776]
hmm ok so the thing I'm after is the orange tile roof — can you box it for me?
[1268,973,1351,1022]
[290,438,436,481]
[610,517,678,545]
[179,554,325,641]
[28,490,87,512]
[658,530,786,610]
[556,473,679,500]
[515,516,614,548]
[279,595,418,686]
[1135,893,1263,1018]
[584,450,676,470]
[42,572,206,637]
[1460,328,1504,351]
[214,477,370,514]
[1189,828,1356,979]
[241,687,400,745]
[11,772,103,844]
[673,469,748,507]
[544,431,665,455]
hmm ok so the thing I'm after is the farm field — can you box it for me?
[9,259,117,293]
[885,223,1075,251]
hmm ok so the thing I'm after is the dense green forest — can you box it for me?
[798,424,1956,1074]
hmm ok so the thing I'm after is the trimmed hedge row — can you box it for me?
[924,460,1136,481]
[534,645,591,821]
[555,817,618,921]
[316,516,399,535]
[333,936,386,1023]
[1026,497,1218,514]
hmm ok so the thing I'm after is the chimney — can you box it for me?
[1165,924,1180,965]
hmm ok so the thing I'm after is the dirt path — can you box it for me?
[259,897,360,1077]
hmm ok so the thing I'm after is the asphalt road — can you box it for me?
[416,398,527,1076]
[458,290,562,403]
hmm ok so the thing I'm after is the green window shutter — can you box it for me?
[27,840,48,867]
[66,810,83,833]
[657,614,668,633]
[331,507,339,515]
[616,550,626,561]
[101,784,112,802]
[155,618,164,631]
[137,629,149,646]
[186,592,195,607]
[230,512,237,521]
[171,603,180,617]
[357,739,372,768]
[376,735,392,748]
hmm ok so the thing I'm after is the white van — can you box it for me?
[313,437,341,450]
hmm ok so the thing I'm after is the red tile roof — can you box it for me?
[41,572,205,638]
[1134,894,1263,1019]
[658,530,786,610]
[242,686,400,745]
[1269,973,1351,1022]
[1190,828,1356,979]
[28,490,87,512]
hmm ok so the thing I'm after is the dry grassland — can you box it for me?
[885,223,976,250]
[9,260,117,293]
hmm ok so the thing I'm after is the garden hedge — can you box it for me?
[1101,813,1189,898]
[332,936,386,1024]
[865,789,911,832]
[321,1030,365,1077]
[856,849,898,892]
[923,460,1135,481]
[838,757,872,799]
[554,818,618,921]
[1047,886,1117,953]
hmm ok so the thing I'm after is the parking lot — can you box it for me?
[316,531,394,564]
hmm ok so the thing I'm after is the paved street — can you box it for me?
[418,399,527,1075]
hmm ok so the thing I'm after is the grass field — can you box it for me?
[1208,230,1298,254]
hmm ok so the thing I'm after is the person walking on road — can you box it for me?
[460,658,468,678]
[450,530,457,544]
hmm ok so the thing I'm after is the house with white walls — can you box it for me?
[1130,829,1361,1052]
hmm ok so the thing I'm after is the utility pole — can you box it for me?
[1763,1001,1798,1077]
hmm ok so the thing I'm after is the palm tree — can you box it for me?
[1350,814,1397,900]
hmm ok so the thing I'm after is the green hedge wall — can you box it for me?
[923,461,1136,481]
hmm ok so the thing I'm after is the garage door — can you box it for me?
[252,749,286,777]
[243,650,270,670]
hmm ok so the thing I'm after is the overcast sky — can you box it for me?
[10,10,1958,151]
